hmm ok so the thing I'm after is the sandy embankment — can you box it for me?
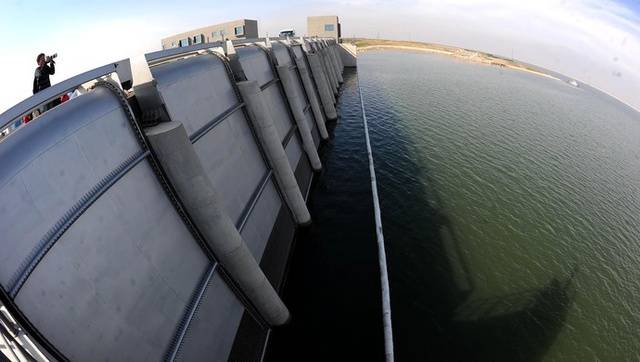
[357,44,560,81]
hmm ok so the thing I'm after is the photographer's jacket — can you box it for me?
[33,62,55,94]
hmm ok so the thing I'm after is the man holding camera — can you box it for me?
[33,53,60,112]
[33,53,56,95]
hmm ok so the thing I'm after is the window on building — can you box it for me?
[171,42,176,48]
[234,25,244,36]
[324,24,335,32]
[192,34,204,44]
[179,38,190,47]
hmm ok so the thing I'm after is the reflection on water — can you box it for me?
[271,50,640,361]
[360,50,640,361]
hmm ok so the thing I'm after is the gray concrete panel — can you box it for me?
[305,108,317,138]
[0,89,141,288]
[150,53,272,226]
[285,134,303,170]
[236,45,296,144]
[293,46,329,139]
[271,45,322,148]
[175,271,245,362]
[271,43,292,67]
[312,121,320,147]
[146,121,290,326]
[15,162,209,361]
[150,54,238,138]
[306,53,337,120]
[236,47,273,87]
[262,85,294,142]
[236,81,310,226]
[276,64,321,171]
[240,180,281,261]
[193,111,267,224]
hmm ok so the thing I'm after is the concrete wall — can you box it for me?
[339,43,358,68]
[307,16,340,39]
[150,54,281,260]
[0,87,229,360]
[0,36,346,362]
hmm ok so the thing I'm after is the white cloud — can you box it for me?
[329,0,640,109]
[0,0,638,112]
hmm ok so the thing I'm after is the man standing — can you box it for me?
[33,53,55,94]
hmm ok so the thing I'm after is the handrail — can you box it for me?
[145,42,225,64]
[358,75,395,362]
[147,37,335,65]
[0,59,132,132]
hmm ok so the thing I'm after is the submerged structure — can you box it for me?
[0,36,357,361]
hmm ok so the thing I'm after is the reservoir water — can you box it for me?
[269,50,640,361]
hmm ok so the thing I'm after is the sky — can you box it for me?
[0,0,638,112]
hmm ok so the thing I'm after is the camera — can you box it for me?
[45,53,57,62]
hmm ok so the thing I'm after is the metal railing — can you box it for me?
[0,60,132,141]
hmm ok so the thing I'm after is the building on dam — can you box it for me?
[307,15,341,40]
[161,19,259,49]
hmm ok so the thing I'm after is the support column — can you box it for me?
[276,64,322,171]
[321,50,339,94]
[318,48,337,103]
[145,121,290,326]
[333,43,345,71]
[327,44,343,83]
[307,53,337,121]
[331,44,345,79]
[294,56,329,140]
[236,80,312,225]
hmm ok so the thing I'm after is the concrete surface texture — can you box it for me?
[0,37,345,361]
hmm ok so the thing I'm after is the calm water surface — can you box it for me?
[270,51,640,361]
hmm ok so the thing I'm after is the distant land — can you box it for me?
[342,38,640,115]
[342,38,560,81]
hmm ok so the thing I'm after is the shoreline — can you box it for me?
[357,44,560,81]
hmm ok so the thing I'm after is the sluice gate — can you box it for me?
[0,37,351,361]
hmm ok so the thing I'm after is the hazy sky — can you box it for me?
[0,0,638,112]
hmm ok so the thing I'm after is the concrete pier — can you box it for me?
[321,49,339,94]
[145,121,290,327]
[327,43,344,83]
[276,64,322,171]
[307,53,338,120]
[237,80,312,225]
[339,43,358,68]
[293,55,329,140]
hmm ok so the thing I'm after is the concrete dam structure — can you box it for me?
[0,38,357,361]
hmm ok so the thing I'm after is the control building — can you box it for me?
[307,16,341,39]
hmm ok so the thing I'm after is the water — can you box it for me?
[269,51,640,361]
[267,69,385,361]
